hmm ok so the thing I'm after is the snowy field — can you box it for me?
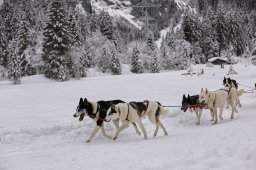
[0,64,256,170]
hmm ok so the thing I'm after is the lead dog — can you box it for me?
[181,94,211,125]
[73,98,140,143]
[130,101,168,136]
[198,87,238,124]
[105,103,148,140]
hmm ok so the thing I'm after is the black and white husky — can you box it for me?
[223,77,244,107]
[73,98,131,143]
[130,101,168,137]
[105,103,148,140]
[181,94,210,125]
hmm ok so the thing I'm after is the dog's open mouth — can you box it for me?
[79,113,85,121]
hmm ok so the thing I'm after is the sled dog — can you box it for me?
[105,103,148,140]
[223,77,244,107]
[198,87,238,124]
[130,101,168,136]
[181,94,211,125]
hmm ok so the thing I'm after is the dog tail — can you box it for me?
[159,105,168,116]
[236,89,244,97]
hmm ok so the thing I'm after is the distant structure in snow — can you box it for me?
[208,57,231,65]
[227,66,238,75]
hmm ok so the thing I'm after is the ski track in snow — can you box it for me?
[0,64,256,170]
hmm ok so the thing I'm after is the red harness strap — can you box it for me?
[188,103,206,111]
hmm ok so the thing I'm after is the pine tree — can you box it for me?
[16,19,30,76]
[98,47,109,73]
[131,45,143,74]
[0,2,17,68]
[89,13,98,33]
[151,52,160,73]
[146,32,156,52]
[70,44,88,79]
[42,0,71,81]
[215,10,228,57]
[7,40,21,85]
[110,48,122,75]
[98,11,114,40]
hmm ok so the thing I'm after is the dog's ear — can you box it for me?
[79,98,83,104]
[201,88,204,93]
[205,88,208,94]
[188,94,190,98]
[183,94,186,100]
[83,98,88,104]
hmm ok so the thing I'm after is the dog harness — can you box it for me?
[88,104,100,119]
[126,103,130,121]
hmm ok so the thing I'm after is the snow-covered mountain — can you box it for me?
[91,0,189,30]
[91,0,141,28]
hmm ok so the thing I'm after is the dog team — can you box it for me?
[73,99,168,143]
[181,77,244,125]
[73,77,244,143]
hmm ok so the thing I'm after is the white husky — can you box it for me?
[105,103,148,140]
[198,87,238,124]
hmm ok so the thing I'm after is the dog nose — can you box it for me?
[73,114,77,117]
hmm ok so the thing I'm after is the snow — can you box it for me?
[155,25,172,49]
[174,0,188,10]
[208,57,229,62]
[1,63,256,170]
[91,0,141,29]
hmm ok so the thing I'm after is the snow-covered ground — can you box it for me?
[1,63,256,170]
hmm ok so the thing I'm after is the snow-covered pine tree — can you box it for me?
[143,32,157,70]
[130,45,143,74]
[89,12,98,34]
[0,2,17,68]
[98,47,109,73]
[98,11,114,40]
[192,42,203,64]
[7,40,22,85]
[42,0,71,81]
[159,38,169,70]
[215,10,229,57]
[151,52,160,73]
[110,48,121,75]
[16,19,30,76]
[146,32,156,52]
[70,44,88,79]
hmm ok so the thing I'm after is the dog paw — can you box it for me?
[112,136,117,140]
[144,136,148,140]
[196,122,200,125]
[106,135,112,139]
[219,117,223,121]
[85,139,91,143]
[136,131,141,136]
[231,116,234,119]
[212,122,217,125]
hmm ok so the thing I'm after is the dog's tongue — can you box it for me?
[79,113,85,121]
